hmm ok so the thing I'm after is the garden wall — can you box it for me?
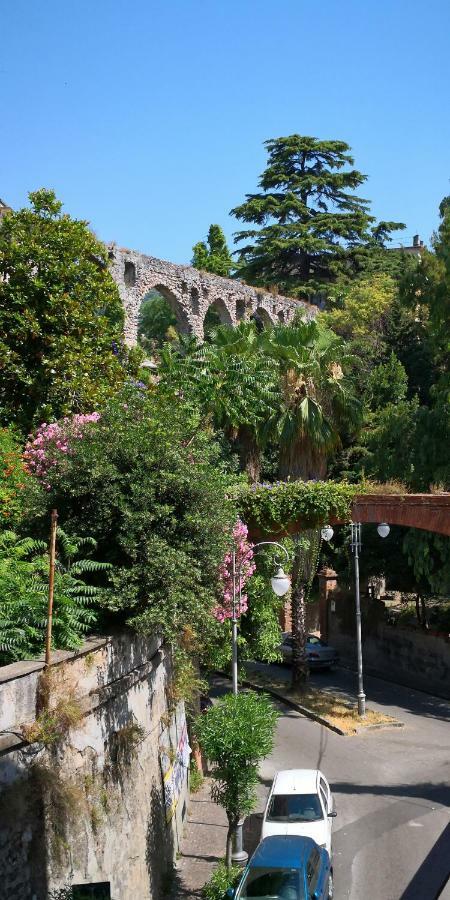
[0,632,190,900]
[327,598,450,698]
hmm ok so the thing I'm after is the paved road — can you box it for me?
[234,666,450,900]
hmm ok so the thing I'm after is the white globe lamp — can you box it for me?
[271,567,291,597]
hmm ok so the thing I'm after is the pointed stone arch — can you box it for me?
[252,306,275,329]
[204,296,234,328]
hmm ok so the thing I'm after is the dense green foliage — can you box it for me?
[0,190,137,433]
[0,426,32,526]
[234,480,359,534]
[25,387,237,653]
[231,135,404,297]
[192,224,233,277]
[0,530,108,664]
[195,691,278,866]
[138,289,178,348]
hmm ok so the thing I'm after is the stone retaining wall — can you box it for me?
[327,603,450,698]
[0,632,189,900]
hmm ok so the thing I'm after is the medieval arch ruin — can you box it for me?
[108,245,316,344]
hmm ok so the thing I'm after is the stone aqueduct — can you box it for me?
[108,244,316,344]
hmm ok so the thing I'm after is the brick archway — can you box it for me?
[347,493,450,537]
[248,493,450,540]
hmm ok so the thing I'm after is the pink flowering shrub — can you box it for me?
[214,519,255,622]
[24,413,100,489]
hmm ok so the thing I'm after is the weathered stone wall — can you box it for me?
[327,597,450,698]
[0,632,189,900]
[108,245,317,345]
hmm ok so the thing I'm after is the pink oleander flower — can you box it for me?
[24,412,101,489]
[213,519,255,622]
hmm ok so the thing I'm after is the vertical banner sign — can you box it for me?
[162,721,191,823]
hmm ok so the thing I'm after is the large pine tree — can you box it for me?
[231,135,402,298]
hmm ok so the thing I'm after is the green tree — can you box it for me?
[260,320,359,688]
[194,691,278,867]
[159,322,276,482]
[192,224,233,277]
[263,320,360,480]
[0,189,133,432]
[231,135,403,297]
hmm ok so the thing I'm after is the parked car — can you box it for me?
[227,834,332,899]
[280,633,339,670]
[261,769,336,857]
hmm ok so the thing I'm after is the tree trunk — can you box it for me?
[237,425,261,483]
[279,434,327,481]
[291,548,309,692]
[420,594,429,630]
[226,815,239,869]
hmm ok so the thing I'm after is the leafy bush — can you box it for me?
[201,860,241,900]
[25,387,238,655]
[0,427,31,525]
[0,530,110,664]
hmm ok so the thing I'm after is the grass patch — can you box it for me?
[247,670,397,735]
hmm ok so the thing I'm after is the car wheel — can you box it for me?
[328,869,333,899]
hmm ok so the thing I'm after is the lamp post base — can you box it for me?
[231,819,248,866]
[357,692,366,717]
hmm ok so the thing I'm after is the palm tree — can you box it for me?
[159,322,277,482]
[262,320,360,688]
[262,320,359,479]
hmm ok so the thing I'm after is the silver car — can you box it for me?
[281,633,339,670]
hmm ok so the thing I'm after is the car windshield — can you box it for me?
[267,794,323,823]
[237,867,305,899]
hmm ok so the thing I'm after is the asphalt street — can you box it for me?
[234,666,450,900]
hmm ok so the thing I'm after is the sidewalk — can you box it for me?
[167,777,228,899]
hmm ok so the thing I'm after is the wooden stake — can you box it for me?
[45,509,58,668]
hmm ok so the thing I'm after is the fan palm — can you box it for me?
[262,320,360,688]
[262,320,360,479]
[159,323,277,481]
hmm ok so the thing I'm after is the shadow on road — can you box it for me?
[399,821,450,899]
[331,780,450,808]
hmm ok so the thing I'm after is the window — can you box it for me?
[237,867,305,899]
[72,884,111,899]
[306,850,321,896]
[307,636,326,646]
[319,778,329,811]
[267,794,323,823]
[124,260,136,287]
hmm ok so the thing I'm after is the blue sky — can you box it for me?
[2,0,449,264]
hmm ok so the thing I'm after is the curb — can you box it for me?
[216,671,404,736]
[216,671,345,735]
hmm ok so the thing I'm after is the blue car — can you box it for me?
[227,834,332,900]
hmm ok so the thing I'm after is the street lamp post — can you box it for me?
[230,540,291,865]
[351,523,365,716]
[321,521,390,718]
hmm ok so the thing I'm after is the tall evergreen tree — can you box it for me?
[231,135,403,297]
[192,224,233,277]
